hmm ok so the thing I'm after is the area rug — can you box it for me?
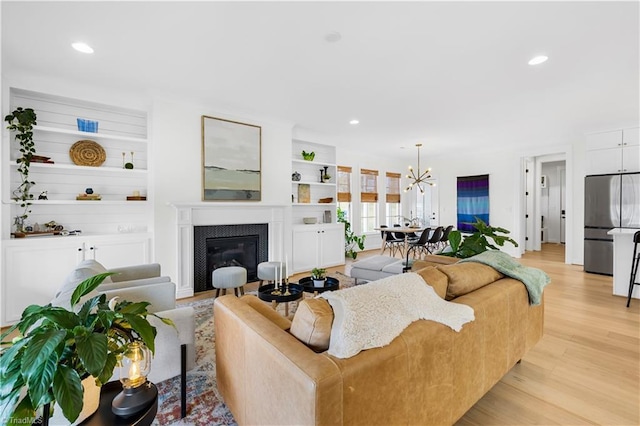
[152,272,353,425]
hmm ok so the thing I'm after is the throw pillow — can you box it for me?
[290,298,334,352]
[438,262,504,300]
[414,266,448,299]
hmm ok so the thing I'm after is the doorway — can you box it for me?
[523,154,568,263]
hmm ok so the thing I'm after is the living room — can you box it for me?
[1,1,639,425]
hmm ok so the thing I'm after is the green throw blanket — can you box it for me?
[460,250,550,305]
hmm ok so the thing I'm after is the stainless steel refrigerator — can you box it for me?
[584,172,640,275]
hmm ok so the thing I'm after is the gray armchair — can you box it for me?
[51,259,195,389]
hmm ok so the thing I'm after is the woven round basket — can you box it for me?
[69,140,106,167]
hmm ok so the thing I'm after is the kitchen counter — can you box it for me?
[607,228,640,300]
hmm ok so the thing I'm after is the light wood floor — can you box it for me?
[161,244,640,424]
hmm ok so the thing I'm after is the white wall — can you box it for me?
[151,95,294,282]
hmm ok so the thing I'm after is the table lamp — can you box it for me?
[112,341,156,417]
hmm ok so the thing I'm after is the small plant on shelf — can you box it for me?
[301,150,315,161]
[5,107,38,232]
[338,207,366,259]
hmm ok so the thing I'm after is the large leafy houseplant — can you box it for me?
[5,107,38,231]
[0,272,173,424]
[337,207,366,259]
[442,217,518,259]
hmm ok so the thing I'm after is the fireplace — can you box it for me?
[194,223,268,293]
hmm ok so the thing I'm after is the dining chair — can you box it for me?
[425,226,444,254]
[438,225,455,250]
[406,227,432,260]
[380,225,403,256]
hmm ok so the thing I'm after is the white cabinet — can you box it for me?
[292,224,345,273]
[585,128,640,174]
[1,233,151,325]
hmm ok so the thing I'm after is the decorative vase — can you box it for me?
[49,375,101,426]
[292,171,301,181]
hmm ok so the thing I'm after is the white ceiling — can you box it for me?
[2,1,639,161]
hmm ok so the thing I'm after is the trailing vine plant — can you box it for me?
[5,107,38,231]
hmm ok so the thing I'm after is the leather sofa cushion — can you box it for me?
[438,262,504,300]
[290,298,334,352]
[414,266,448,299]
[240,295,292,330]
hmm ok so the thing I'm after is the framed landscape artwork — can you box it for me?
[201,115,262,201]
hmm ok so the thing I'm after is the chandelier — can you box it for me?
[404,143,435,193]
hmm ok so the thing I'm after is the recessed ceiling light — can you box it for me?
[72,42,94,54]
[528,55,548,65]
[325,31,342,43]
[349,119,359,125]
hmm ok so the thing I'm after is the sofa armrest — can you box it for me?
[214,295,343,425]
[108,263,162,282]
[107,306,196,384]
[99,282,177,313]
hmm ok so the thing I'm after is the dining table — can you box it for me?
[374,226,429,256]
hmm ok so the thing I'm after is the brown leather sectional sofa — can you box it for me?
[214,256,544,425]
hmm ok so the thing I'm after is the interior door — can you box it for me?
[560,167,566,243]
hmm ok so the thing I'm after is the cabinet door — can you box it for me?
[585,148,623,174]
[292,226,320,273]
[586,130,623,150]
[622,145,640,173]
[319,225,345,268]
[2,240,83,325]
[87,236,150,268]
[623,127,639,147]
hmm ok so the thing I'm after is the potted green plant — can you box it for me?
[311,268,327,287]
[442,217,518,259]
[301,150,315,161]
[0,272,173,424]
[5,107,38,232]
[338,207,366,259]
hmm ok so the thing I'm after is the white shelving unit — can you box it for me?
[290,139,344,273]
[291,139,337,225]
[1,88,154,326]
[3,88,151,236]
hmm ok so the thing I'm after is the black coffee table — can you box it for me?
[299,276,340,295]
[258,283,304,316]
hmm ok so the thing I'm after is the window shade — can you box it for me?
[337,166,352,202]
[360,169,378,203]
[386,172,401,203]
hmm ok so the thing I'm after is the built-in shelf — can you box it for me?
[3,199,148,205]
[291,159,336,168]
[11,161,147,174]
[34,125,148,144]
[292,180,336,187]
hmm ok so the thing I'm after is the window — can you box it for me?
[386,172,401,225]
[360,169,378,232]
[337,166,352,203]
[337,166,352,223]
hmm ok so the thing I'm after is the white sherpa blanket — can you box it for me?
[320,272,475,358]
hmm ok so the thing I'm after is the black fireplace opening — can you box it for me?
[194,223,268,293]
[206,235,258,289]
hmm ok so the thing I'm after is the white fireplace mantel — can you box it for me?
[169,202,290,298]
